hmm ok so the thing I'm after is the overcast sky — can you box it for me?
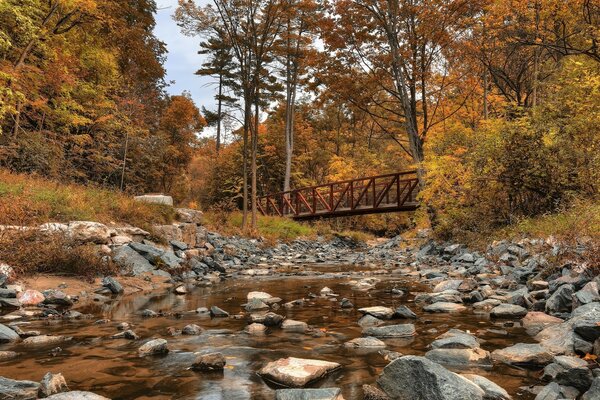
[154,0,217,111]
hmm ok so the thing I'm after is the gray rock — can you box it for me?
[134,194,173,206]
[545,284,574,315]
[433,280,464,293]
[358,315,385,327]
[245,298,269,312]
[425,348,492,367]
[245,323,267,335]
[39,372,68,397]
[66,221,111,244]
[424,302,467,313]
[250,312,284,327]
[544,355,594,391]
[111,330,139,340]
[431,330,480,349]
[394,305,417,319]
[22,335,71,347]
[45,392,109,400]
[42,290,72,306]
[102,277,123,294]
[182,324,202,335]
[358,306,395,320]
[192,352,226,371]
[574,282,600,308]
[377,355,484,400]
[490,304,528,319]
[344,337,386,348]
[281,319,308,333]
[363,324,416,338]
[0,376,40,400]
[462,374,512,400]
[0,323,19,343]
[210,306,229,318]
[522,312,563,336]
[112,245,155,275]
[275,388,342,400]
[581,377,600,400]
[534,382,579,400]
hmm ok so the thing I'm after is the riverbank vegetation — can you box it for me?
[0,1,598,243]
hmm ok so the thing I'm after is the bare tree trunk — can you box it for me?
[251,98,259,230]
[216,75,223,154]
[120,130,129,191]
[483,69,489,119]
[242,94,251,230]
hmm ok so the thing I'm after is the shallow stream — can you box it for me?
[1,264,541,399]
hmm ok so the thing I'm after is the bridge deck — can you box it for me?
[258,171,419,220]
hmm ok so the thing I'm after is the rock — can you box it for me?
[358,306,395,320]
[191,352,226,371]
[473,299,502,310]
[281,319,308,333]
[16,290,44,307]
[247,291,274,301]
[574,282,600,308]
[250,312,284,327]
[522,312,563,336]
[433,280,464,293]
[173,285,187,295]
[534,382,579,400]
[245,323,267,335]
[344,337,386,348]
[102,277,123,295]
[340,298,354,308]
[176,208,203,224]
[259,357,341,388]
[141,309,158,317]
[39,372,68,397]
[245,298,269,312]
[462,374,512,400]
[358,315,385,327]
[67,221,111,244]
[394,305,417,319]
[210,306,229,318]
[425,348,492,367]
[377,355,485,400]
[581,377,600,400]
[112,245,155,276]
[111,330,139,340]
[138,339,169,356]
[0,351,18,360]
[22,335,71,346]
[134,194,173,206]
[0,297,20,308]
[45,391,110,399]
[182,324,202,335]
[170,240,188,251]
[320,287,334,296]
[490,304,528,319]
[362,384,391,400]
[545,284,574,315]
[275,388,343,400]
[42,290,72,306]
[0,376,40,400]
[543,355,593,391]
[491,343,553,366]
[431,330,480,349]
[424,302,467,313]
[363,324,416,338]
[0,323,19,342]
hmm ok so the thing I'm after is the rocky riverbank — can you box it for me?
[0,212,598,399]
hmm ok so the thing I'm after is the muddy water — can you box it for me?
[1,266,541,399]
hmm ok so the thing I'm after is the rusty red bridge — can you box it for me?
[258,171,419,220]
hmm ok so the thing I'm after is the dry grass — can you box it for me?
[0,230,117,281]
[0,169,176,229]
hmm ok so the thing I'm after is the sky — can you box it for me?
[153,0,217,111]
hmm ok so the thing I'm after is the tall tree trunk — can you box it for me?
[251,97,259,230]
[483,69,489,119]
[216,74,223,154]
[242,92,251,230]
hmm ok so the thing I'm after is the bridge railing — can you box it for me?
[258,170,419,218]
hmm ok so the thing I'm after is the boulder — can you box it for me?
[393,305,417,319]
[376,356,485,400]
[101,277,123,295]
[542,355,593,391]
[210,306,229,318]
[363,324,416,338]
[545,284,574,315]
[42,290,72,306]
[574,282,600,308]
[67,221,111,244]
[491,343,553,366]
[358,306,395,320]
[245,323,267,335]
[259,357,341,388]
[134,194,173,206]
[358,315,385,327]
[581,377,600,400]
[433,280,464,293]
[281,320,308,333]
[22,335,71,347]
[0,323,19,343]
[176,208,203,224]
[112,246,155,276]
[0,376,40,400]
[247,291,274,301]
[424,302,467,313]
[344,337,386,349]
[111,330,139,340]
[521,312,563,336]
[462,374,512,400]
[425,348,492,367]
[431,330,480,349]
[45,391,109,399]
[17,290,45,306]
[245,298,269,312]
[275,388,343,400]
[534,382,580,400]
[182,324,202,335]
[250,312,284,327]
[39,372,69,397]
[490,304,528,319]
[138,339,169,356]
[191,352,226,371]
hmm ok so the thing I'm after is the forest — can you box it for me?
[0,0,598,238]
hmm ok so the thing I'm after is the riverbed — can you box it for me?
[1,264,541,399]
